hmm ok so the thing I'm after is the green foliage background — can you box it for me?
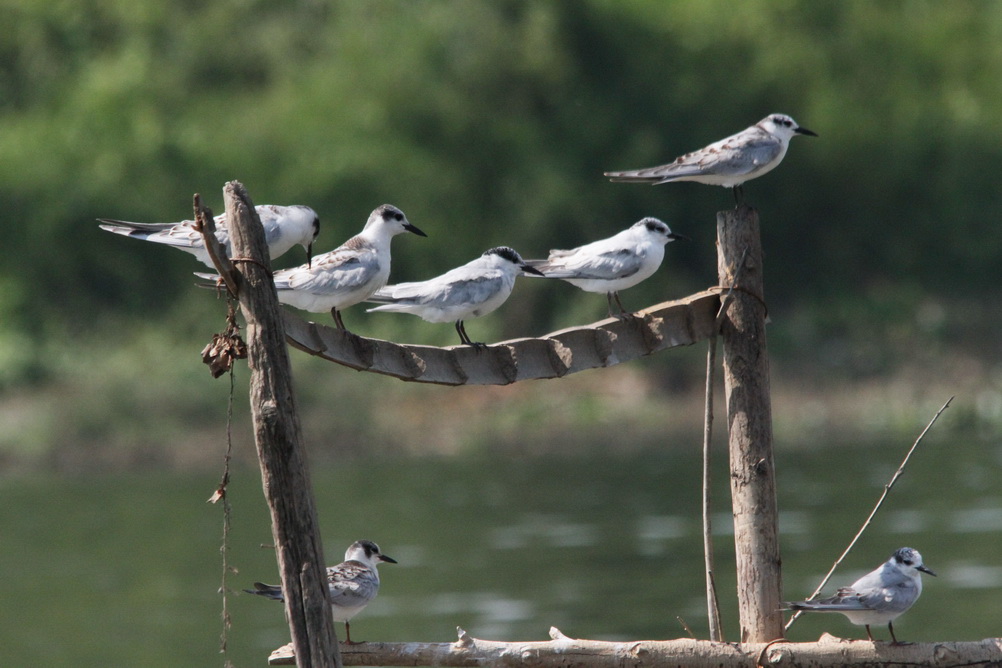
[1,0,1000,464]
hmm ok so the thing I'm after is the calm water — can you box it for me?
[2,440,1001,667]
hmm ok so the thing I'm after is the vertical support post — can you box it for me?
[702,336,724,641]
[715,205,784,643]
[224,181,341,667]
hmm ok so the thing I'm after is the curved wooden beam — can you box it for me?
[282,289,722,386]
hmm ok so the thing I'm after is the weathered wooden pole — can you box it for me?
[223,181,341,667]
[715,205,784,643]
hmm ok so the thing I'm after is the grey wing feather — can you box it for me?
[327,562,378,604]
[607,133,782,182]
[856,586,911,614]
[101,218,231,252]
[540,248,644,281]
[245,582,285,601]
[789,587,869,611]
[693,137,783,176]
[98,219,178,233]
[398,275,504,307]
[853,569,919,613]
[436,275,505,308]
[276,251,374,292]
[256,206,285,246]
[366,286,396,303]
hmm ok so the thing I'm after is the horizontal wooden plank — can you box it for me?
[268,629,1002,666]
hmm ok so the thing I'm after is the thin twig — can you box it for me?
[205,299,241,664]
[701,246,750,641]
[785,396,954,631]
[217,350,239,665]
[193,194,240,297]
[702,337,724,641]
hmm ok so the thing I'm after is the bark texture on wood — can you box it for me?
[269,628,1002,667]
[283,290,721,385]
[716,205,783,643]
[224,182,340,668]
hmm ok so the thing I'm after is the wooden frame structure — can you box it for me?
[205,182,1001,668]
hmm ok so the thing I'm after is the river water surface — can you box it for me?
[2,437,1000,666]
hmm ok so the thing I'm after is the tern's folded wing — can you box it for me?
[277,251,376,293]
[547,248,644,281]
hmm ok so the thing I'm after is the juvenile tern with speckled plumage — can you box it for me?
[245,539,396,644]
[605,113,817,205]
[99,204,320,267]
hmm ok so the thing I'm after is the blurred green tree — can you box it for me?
[0,0,1000,386]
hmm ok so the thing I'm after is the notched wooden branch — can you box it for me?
[193,193,240,297]
[283,289,721,386]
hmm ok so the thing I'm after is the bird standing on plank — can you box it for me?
[786,547,935,644]
[245,539,397,645]
[367,246,541,346]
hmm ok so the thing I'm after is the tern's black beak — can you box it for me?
[306,241,314,268]
[918,564,936,576]
[668,232,691,242]
[379,554,398,564]
[404,223,427,238]
[521,264,545,277]
[795,126,818,137]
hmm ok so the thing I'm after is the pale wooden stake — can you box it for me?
[701,336,723,641]
[716,205,784,643]
[702,248,749,642]
[223,181,341,668]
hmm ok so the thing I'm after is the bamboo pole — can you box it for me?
[716,205,783,643]
[223,181,341,667]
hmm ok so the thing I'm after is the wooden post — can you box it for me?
[716,205,783,643]
[223,182,341,667]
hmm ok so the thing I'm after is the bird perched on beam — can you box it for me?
[524,217,687,318]
[99,204,320,267]
[367,246,541,346]
[198,204,425,332]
